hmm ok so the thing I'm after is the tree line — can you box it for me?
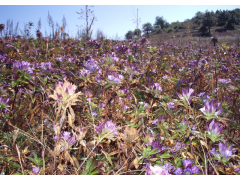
[125,8,240,39]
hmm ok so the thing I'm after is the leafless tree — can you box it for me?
[76,5,97,40]
[47,11,54,39]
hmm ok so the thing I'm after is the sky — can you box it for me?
[0,1,240,40]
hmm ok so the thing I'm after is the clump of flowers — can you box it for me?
[206,119,223,142]
[176,88,194,106]
[78,69,91,79]
[116,44,129,55]
[148,83,162,96]
[83,57,101,73]
[87,39,101,48]
[174,159,199,175]
[199,100,223,120]
[49,81,82,106]
[39,62,53,71]
[12,60,34,74]
[145,164,171,175]
[210,142,235,164]
[107,72,124,85]
[49,81,83,126]
[0,96,10,113]
[96,120,118,139]
[55,131,77,152]
[218,78,231,85]
[140,37,148,44]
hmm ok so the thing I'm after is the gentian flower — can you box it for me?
[218,79,231,85]
[40,62,53,71]
[176,88,194,106]
[182,159,199,175]
[210,142,234,164]
[59,131,77,152]
[183,159,192,169]
[12,61,34,74]
[167,102,175,110]
[96,120,118,139]
[200,100,223,120]
[145,164,171,175]
[174,168,183,175]
[149,83,162,92]
[107,72,124,85]
[0,96,10,112]
[32,167,40,175]
[206,119,223,142]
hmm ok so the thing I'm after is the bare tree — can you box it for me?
[37,18,42,31]
[62,15,67,29]
[76,5,97,40]
[14,22,19,36]
[47,11,54,39]
[95,28,105,40]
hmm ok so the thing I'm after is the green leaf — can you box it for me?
[26,157,38,165]
[159,154,172,158]
[90,170,99,175]
[104,83,115,90]
[177,160,182,167]
[9,161,21,168]
[85,159,93,172]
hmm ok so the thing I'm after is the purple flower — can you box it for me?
[210,142,234,163]
[91,111,97,117]
[183,159,192,169]
[218,79,231,84]
[149,83,162,92]
[176,88,194,106]
[12,61,34,74]
[152,119,158,125]
[171,142,186,153]
[62,131,71,140]
[200,100,223,120]
[140,37,147,44]
[107,72,124,85]
[191,165,199,174]
[174,168,183,175]
[206,119,223,142]
[145,164,171,175]
[219,142,233,160]
[167,102,175,110]
[0,96,10,111]
[32,167,40,175]
[198,92,210,99]
[59,131,77,152]
[79,69,91,78]
[96,120,118,138]
[6,44,12,48]
[40,62,53,71]
[184,167,193,175]
[116,44,129,54]
[162,163,176,173]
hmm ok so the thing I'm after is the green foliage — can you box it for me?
[142,22,153,36]
[125,30,133,40]
[26,153,49,167]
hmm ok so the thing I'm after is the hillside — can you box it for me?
[144,20,240,47]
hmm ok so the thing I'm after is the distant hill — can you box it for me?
[139,8,240,46]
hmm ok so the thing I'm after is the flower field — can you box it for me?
[0,35,240,175]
